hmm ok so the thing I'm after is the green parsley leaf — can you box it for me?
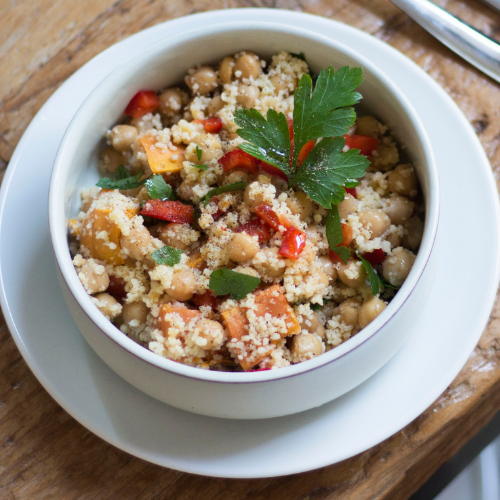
[355,251,382,295]
[116,165,131,180]
[379,275,398,290]
[146,175,174,200]
[96,170,146,191]
[325,207,350,263]
[294,137,369,208]
[325,206,344,248]
[290,51,307,62]
[193,164,209,170]
[195,145,203,161]
[199,181,247,207]
[344,179,360,188]
[235,108,292,178]
[151,245,183,266]
[209,268,261,300]
[292,66,363,166]
[332,246,351,264]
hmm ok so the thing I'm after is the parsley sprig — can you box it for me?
[209,268,261,300]
[97,167,147,191]
[152,245,183,266]
[235,66,369,209]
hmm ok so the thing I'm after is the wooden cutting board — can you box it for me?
[1,1,500,498]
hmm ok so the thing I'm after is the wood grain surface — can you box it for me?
[1,1,500,499]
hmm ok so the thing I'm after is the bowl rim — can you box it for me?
[48,20,440,384]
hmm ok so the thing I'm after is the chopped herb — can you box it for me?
[195,145,203,161]
[96,170,147,191]
[146,175,174,200]
[116,165,131,180]
[193,164,209,171]
[290,51,307,62]
[151,245,183,266]
[209,268,261,300]
[235,65,369,209]
[344,179,360,188]
[356,251,384,295]
[379,275,398,290]
[325,206,350,264]
[310,303,321,310]
[199,181,247,207]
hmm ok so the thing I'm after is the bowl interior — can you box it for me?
[50,22,438,381]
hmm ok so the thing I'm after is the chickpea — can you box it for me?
[382,247,416,287]
[123,301,149,326]
[286,191,313,221]
[388,164,418,197]
[78,261,109,295]
[337,298,360,327]
[254,246,285,278]
[403,216,424,250]
[208,95,224,116]
[177,180,195,202]
[219,56,235,84]
[270,74,297,95]
[234,53,262,81]
[355,115,381,137]
[358,209,391,239]
[299,311,320,333]
[319,256,337,282]
[158,88,187,117]
[187,134,222,163]
[158,223,190,250]
[223,170,251,185]
[193,319,225,350]
[236,84,260,108]
[185,66,218,95]
[291,333,323,361]
[315,323,326,340]
[358,297,387,328]
[110,125,138,152]
[100,146,126,173]
[244,182,266,211]
[94,293,122,320]
[385,230,402,248]
[167,269,197,301]
[338,260,367,288]
[338,194,357,220]
[227,232,259,263]
[384,195,415,226]
[120,225,151,261]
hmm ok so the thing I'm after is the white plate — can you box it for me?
[0,9,498,478]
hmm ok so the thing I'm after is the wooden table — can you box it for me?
[1,1,500,498]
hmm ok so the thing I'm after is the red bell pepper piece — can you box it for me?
[124,90,160,119]
[279,227,306,260]
[107,276,127,302]
[343,134,379,156]
[344,187,357,198]
[254,204,292,231]
[297,140,315,166]
[141,200,194,224]
[218,149,260,175]
[235,218,272,243]
[192,290,218,309]
[194,117,223,134]
[361,249,386,266]
[259,160,288,181]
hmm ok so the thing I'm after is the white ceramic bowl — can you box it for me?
[49,21,439,419]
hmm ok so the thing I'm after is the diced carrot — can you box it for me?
[221,285,300,371]
[139,135,185,174]
[158,304,200,334]
[186,251,205,270]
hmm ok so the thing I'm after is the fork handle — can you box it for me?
[391,0,500,84]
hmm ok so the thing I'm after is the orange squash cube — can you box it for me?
[140,135,185,174]
[158,305,200,334]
